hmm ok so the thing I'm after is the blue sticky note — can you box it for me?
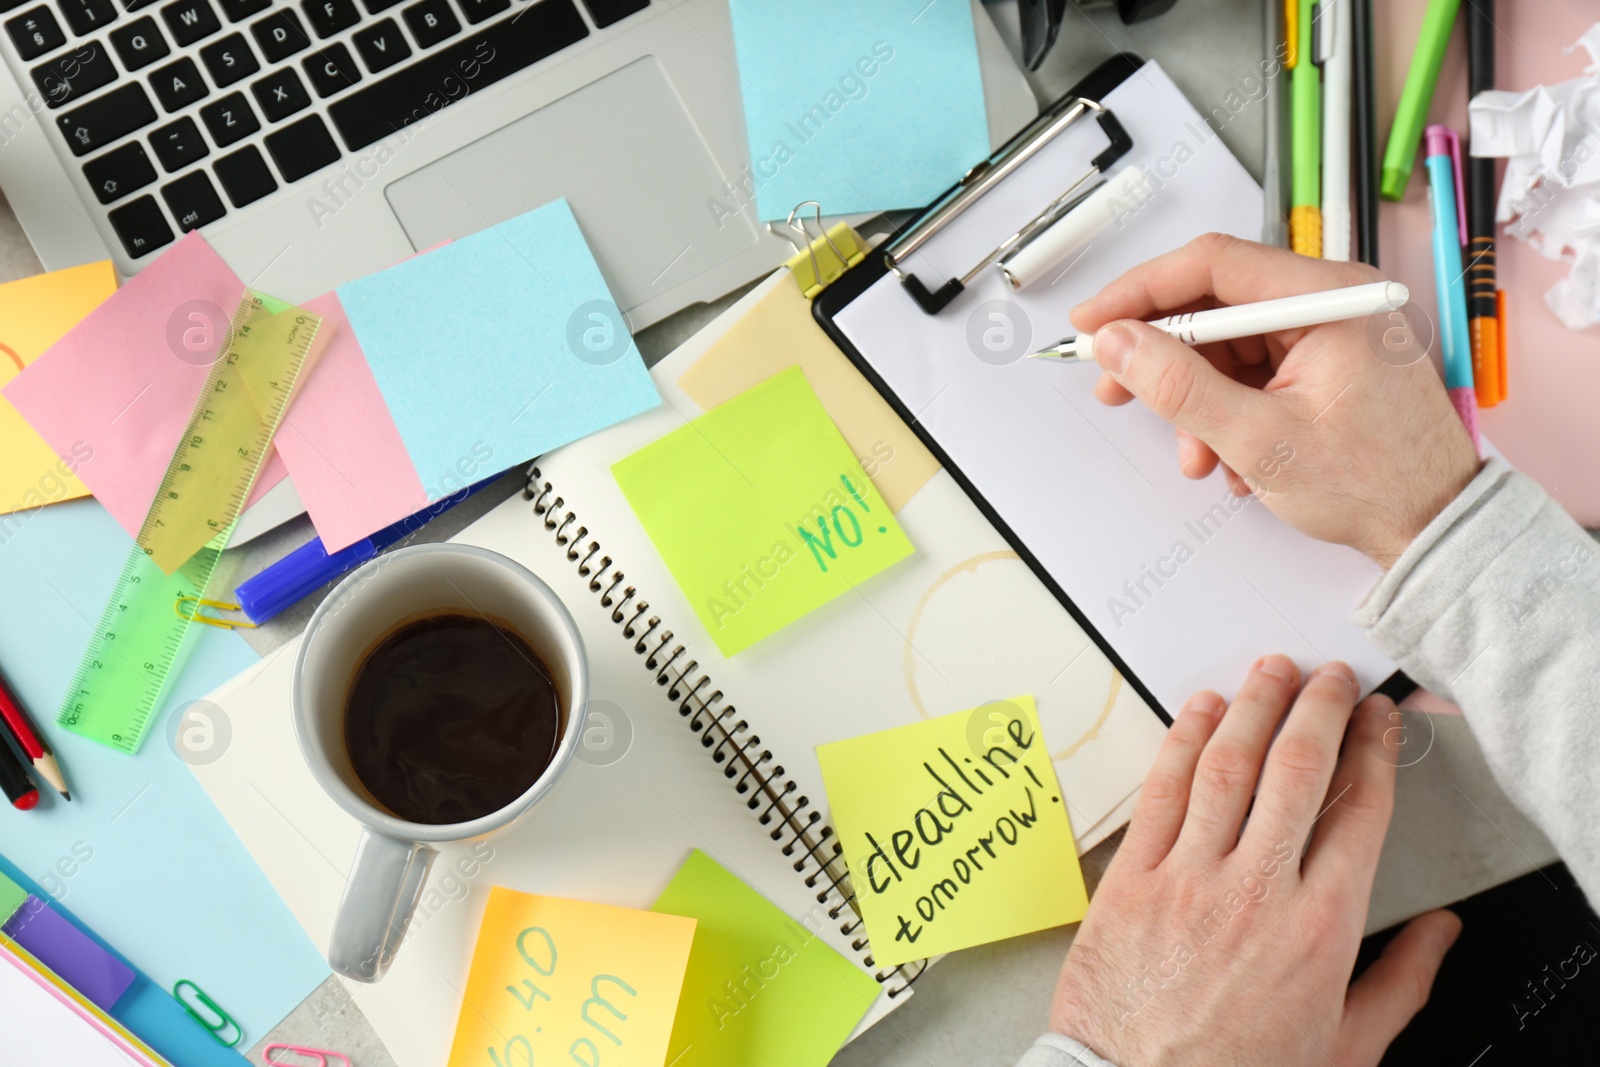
[0,497,328,1053]
[728,0,990,220]
[338,198,661,499]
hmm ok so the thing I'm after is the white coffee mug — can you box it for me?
[293,543,588,982]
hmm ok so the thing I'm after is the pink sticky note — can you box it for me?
[2,233,287,538]
[273,292,428,551]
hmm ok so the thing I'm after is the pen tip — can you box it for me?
[15,792,38,811]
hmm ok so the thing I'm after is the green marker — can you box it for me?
[1289,0,1321,255]
[1381,0,1462,201]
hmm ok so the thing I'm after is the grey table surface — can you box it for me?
[0,1,1562,1064]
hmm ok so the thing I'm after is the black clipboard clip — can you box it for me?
[881,94,1133,315]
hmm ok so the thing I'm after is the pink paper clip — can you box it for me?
[262,1043,351,1067]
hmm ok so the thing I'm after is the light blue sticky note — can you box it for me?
[728,0,990,220]
[0,497,328,1052]
[338,197,661,499]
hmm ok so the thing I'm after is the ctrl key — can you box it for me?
[107,194,174,257]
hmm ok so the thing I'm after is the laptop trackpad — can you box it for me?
[385,57,756,312]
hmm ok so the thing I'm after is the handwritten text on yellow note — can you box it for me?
[816,696,1088,967]
[446,889,696,1067]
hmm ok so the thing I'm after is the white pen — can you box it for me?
[1029,281,1409,361]
[1319,0,1354,261]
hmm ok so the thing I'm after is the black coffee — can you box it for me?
[344,613,563,825]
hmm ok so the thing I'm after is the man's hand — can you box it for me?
[1071,234,1481,568]
[1049,655,1462,1066]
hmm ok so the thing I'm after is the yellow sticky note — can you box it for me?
[0,261,116,516]
[613,366,914,655]
[677,279,939,513]
[446,889,697,1067]
[651,850,879,1067]
[816,696,1088,967]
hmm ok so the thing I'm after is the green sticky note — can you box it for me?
[816,696,1088,967]
[613,366,914,655]
[0,869,24,922]
[651,850,880,1067]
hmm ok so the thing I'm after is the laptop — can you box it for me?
[0,0,1037,328]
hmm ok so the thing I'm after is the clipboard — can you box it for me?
[814,54,1415,719]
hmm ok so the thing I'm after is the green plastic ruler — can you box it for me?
[57,291,320,753]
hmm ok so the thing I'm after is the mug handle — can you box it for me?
[329,831,437,982]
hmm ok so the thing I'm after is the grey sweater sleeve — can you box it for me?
[1022,457,1599,1067]
[1016,1033,1120,1066]
[1352,455,1600,902]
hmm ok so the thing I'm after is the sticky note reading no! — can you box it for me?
[613,366,914,655]
[816,696,1088,967]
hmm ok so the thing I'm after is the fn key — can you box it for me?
[108,194,174,257]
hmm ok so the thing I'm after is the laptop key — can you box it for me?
[7,7,64,60]
[109,15,169,70]
[0,0,29,11]
[401,0,455,48]
[579,0,644,28]
[262,111,337,182]
[299,0,353,37]
[30,41,114,106]
[215,0,264,19]
[358,0,400,14]
[82,139,156,202]
[455,0,505,25]
[149,114,206,169]
[250,7,305,61]
[161,169,225,230]
[108,194,173,255]
[198,89,258,143]
[161,0,217,44]
[57,82,155,154]
[251,66,307,121]
[199,31,257,84]
[327,0,586,151]
[302,41,357,96]
[149,55,205,109]
[59,0,117,35]
[350,17,404,72]
[213,144,275,205]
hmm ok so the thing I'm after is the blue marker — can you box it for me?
[1424,123,1479,450]
[234,477,499,623]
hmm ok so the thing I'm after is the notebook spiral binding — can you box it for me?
[522,465,928,998]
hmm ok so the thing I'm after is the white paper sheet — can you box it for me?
[832,61,1399,713]
[1470,22,1600,328]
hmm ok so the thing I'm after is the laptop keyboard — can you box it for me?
[2,0,648,259]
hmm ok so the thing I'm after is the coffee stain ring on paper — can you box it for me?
[903,550,1122,760]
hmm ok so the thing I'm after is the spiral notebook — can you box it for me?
[190,265,1166,1065]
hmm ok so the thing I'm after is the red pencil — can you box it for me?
[0,736,39,811]
[0,665,69,801]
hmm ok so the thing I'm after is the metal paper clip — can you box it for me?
[173,979,244,1047]
[263,1042,352,1067]
[770,201,866,299]
[881,94,1133,313]
[174,595,257,629]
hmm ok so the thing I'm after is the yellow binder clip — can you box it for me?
[774,201,865,300]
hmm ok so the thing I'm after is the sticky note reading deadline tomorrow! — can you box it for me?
[816,697,1088,967]
[446,889,696,1067]
[613,366,914,656]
